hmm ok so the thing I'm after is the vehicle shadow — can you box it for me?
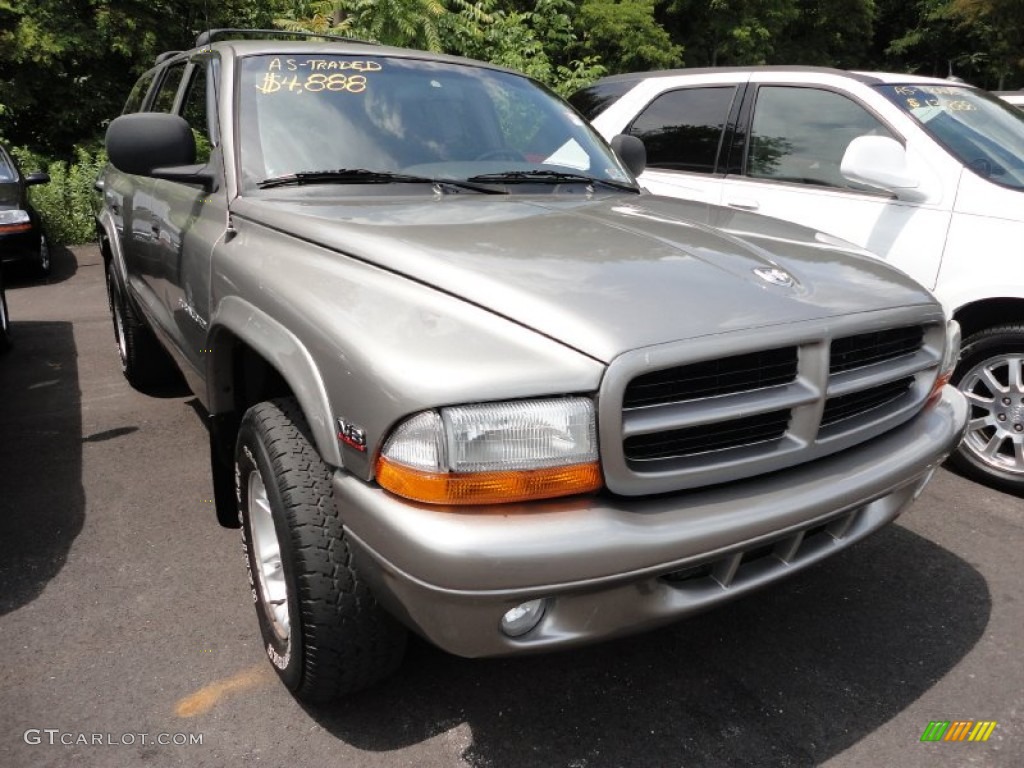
[308,524,989,766]
[2,242,79,287]
[0,320,84,615]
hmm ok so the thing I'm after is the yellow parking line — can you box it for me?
[175,665,274,717]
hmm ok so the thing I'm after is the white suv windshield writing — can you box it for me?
[237,55,632,191]
[878,84,1024,191]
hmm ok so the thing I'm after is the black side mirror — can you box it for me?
[107,113,196,174]
[611,134,646,177]
[106,113,215,190]
[24,172,50,187]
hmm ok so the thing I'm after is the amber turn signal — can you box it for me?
[376,457,603,506]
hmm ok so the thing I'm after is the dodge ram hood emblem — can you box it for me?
[753,267,795,287]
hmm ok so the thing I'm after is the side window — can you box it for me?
[148,62,187,113]
[747,86,893,189]
[568,80,636,121]
[123,71,157,114]
[180,65,213,164]
[627,87,736,174]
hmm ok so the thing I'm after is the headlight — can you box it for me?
[376,397,602,505]
[927,319,961,408]
[0,209,31,233]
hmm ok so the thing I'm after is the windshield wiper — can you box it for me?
[466,169,638,192]
[257,168,504,194]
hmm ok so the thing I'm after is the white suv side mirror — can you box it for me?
[841,136,926,200]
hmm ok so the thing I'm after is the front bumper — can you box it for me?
[335,387,967,658]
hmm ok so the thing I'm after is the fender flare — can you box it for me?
[206,296,343,468]
[96,210,129,294]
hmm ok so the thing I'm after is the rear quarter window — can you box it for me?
[568,80,637,120]
[123,71,157,114]
[148,62,187,113]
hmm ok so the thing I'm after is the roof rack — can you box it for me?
[194,28,378,48]
[155,50,184,65]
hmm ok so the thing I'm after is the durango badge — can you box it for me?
[753,267,795,287]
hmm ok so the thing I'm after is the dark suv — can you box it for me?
[96,30,966,703]
[0,144,51,276]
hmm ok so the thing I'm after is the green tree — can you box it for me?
[0,0,287,155]
[950,0,1024,87]
[882,0,993,83]
[444,0,606,95]
[772,0,876,68]
[663,0,799,66]
[278,0,607,95]
[576,0,684,73]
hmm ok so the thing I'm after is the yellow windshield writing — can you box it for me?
[255,73,367,94]
[893,85,977,112]
[255,59,380,95]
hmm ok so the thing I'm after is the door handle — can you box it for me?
[725,197,760,211]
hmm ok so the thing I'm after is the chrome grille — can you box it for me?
[598,309,946,496]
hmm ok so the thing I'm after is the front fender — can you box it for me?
[207,296,344,468]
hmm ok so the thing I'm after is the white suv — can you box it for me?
[573,67,1024,493]
[996,91,1024,110]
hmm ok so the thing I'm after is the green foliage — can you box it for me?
[443,0,607,95]
[4,0,1024,158]
[0,0,289,156]
[278,0,607,94]
[883,0,1000,85]
[772,0,876,68]
[664,0,799,66]
[576,0,684,73]
[949,0,1024,86]
[11,146,107,245]
[276,0,449,49]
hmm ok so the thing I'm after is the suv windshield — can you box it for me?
[237,54,634,191]
[877,84,1024,190]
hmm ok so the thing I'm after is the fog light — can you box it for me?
[500,599,546,638]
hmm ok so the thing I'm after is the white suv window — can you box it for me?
[627,86,736,174]
[748,86,892,189]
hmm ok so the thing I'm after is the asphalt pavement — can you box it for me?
[0,245,1021,767]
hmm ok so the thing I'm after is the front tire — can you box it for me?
[948,324,1024,494]
[235,397,407,703]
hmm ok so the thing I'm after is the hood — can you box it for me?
[231,191,937,362]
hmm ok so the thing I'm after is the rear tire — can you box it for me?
[948,324,1024,494]
[235,397,407,703]
[105,262,177,390]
